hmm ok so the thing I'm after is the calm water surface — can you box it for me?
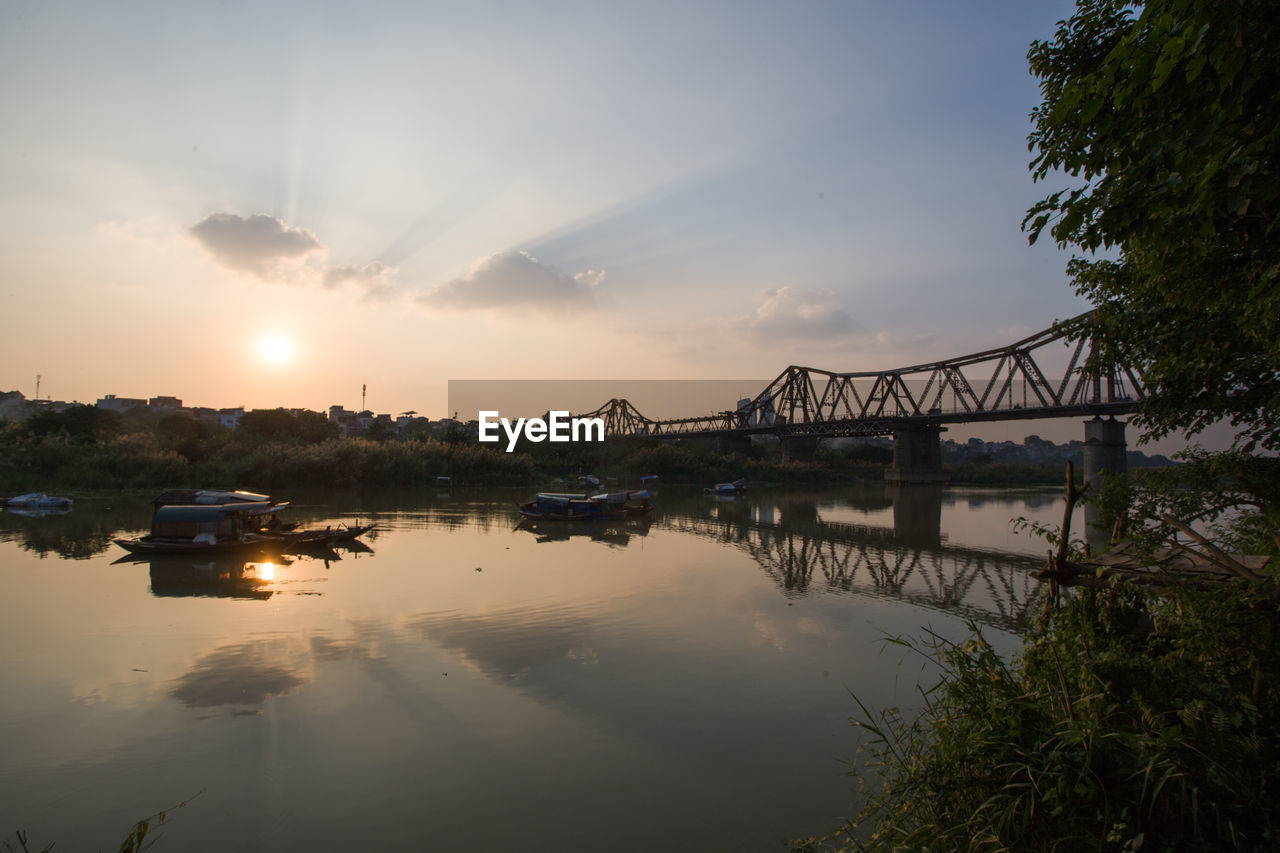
[0,485,1062,851]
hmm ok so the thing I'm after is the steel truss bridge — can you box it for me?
[576,312,1142,439]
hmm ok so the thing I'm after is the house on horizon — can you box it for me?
[96,394,147,413]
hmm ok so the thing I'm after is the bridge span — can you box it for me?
[574,312,1139,484]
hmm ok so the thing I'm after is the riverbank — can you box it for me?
[0,431,1088,493]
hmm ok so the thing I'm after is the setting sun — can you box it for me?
[257,333,295,366]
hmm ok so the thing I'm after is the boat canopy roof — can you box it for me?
[153,489,274,506]
[153,502,285,524]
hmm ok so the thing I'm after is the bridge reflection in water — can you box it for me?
[658,488,1046,632]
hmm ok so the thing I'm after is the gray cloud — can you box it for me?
[736,287,854,339]
[421,249,604,313]
[169,641,307,708]
[324,261,397,300]
[189,212,324,277]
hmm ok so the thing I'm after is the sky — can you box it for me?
[1,0,1107,431]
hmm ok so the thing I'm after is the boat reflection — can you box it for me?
[514,516,652,548]
[122,553,285,599]
[113,539,372,599]
[2,505,73,519]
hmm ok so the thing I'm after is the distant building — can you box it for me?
[328,405,363,436]
[219,407,244,429]
[396,415,432,434]
[148,396,183,411]
[736,396,775,427]
[0,391,30,421]
[189,406,220,424]
[96,394,147,413]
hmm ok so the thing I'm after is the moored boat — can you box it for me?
[518,490,653,521]
[272,523,376,550]
[518,492,626,521]
[114,501,289,555]
[117,490,376,554]
[621,490,655,515]
[4,492,74,509]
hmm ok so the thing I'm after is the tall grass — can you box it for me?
[797,581,1280,851]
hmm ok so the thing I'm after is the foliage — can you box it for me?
[235,408,340,445]
[797,3,1280,849]
[22,404,124,443]
[1025,0,1280,451]
[797,582,1280,852]
[5,793,196,853]
[1096,447,1280,556]
[948,461,1086,487]
[0,430,539,491]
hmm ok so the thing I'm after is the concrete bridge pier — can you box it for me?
[1083,417,1128,488]
[885,425,949,485]
[780,435,821,463]
[1083,417,1127,549]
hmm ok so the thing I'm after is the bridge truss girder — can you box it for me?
[572,311,1143,439]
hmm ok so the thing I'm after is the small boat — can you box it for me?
[324,523,376,542]
[4,492,74,509]
[518,492,627,521]
[271,523,376,550]
[704,479,747,495]
[114,502,289,555]
[114,532,282,555]
[518,490,653,521]
[621,490,655,516]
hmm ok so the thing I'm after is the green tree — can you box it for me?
[295,410,340,443]
[799,5,1280,850]
[155,413,202,445]
[1025,0,1280,451]
[235,409,302,444]
[24,404,123,443]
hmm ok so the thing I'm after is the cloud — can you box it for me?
[169,640,308,708]
[324,261,397,300]
[421,249,604,313]
[189,212,324,278]
[736,287,854,339]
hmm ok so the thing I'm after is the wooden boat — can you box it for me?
[623,490,655,516]
[113,502,289,555]
[272,523,376,550]
[518,492,627,521]
[114,532,282,555]
[324,523,375,541]
[518,491,652,521]
[120,489,374,554]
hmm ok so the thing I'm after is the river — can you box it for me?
[0,485,1065,851]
